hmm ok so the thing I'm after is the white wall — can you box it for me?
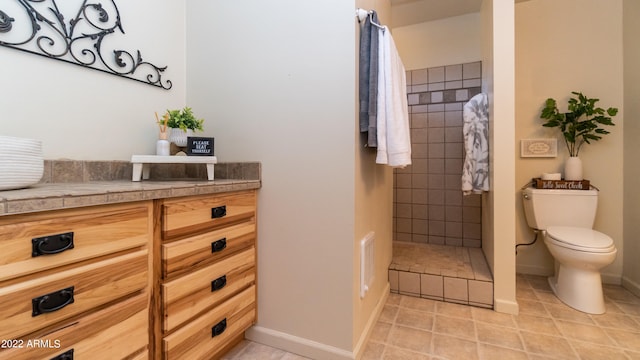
[392,13,482,71]
[353,0,394,355]
[515,0,625,284]
[481,0,518,315]
[0,0,185,160]
[623,0,640,296]
[186,1,384,358]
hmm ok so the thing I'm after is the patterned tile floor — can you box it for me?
[224,274,640,359]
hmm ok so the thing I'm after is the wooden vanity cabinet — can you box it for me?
[0,188,257,359]
[0,201,153,360]
[153,190,258,360]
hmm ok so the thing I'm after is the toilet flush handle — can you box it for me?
[523,193,530,200]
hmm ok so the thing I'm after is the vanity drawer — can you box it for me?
[0,202,152,282]
[162,220,255,279]
[0,250,148,340]
[163,247,255,332]
[162,191,256,240]
[0,294,148,360]
[163,285,256,360]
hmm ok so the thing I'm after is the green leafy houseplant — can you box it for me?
[165,107,204,132]
[540,92,617,157]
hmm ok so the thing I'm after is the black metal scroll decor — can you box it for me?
[0,1,172,90]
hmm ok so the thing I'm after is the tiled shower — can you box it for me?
[390,61,494,308]
[393,61,483,248]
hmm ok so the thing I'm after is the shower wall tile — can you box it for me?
[413,105,428,113]
[428,82,444,92]
[412,144,429,159]
[445,81,463,90]
[445,103,463,111]
[443,90,457,102]
[412,189,428,204]
[413,69,428,84]
[456,89,469,102]
[412,128,429,143]
[428,143,445,158]
[394,61,482,248]
[428,112,445,127]
[413,84,429,93]
[445,143,463,158]
[412,174,428,189]
[445,127,463,142]
[463,61,482,79]
[397,218,412,233]
[445,111,463,126]
[428,174,445,189]
[429,220,445,236]
[411,159,428,174]
[445,190,463,206]
[428,104,445,112]
[413,205,428,219]
[412,113,428,128]
[417,93,429,104]
[428,67,445,83]
[396,173,412,188]
[446,206,463,221]
[428,159,445,174]
[445,64,463,81]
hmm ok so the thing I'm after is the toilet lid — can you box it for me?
[547,226,614,250]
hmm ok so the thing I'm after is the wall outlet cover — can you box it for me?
[520,138,557,158]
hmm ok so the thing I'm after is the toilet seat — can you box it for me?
[546,226,615,253]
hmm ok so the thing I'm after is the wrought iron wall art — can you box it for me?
[0,0,172,90]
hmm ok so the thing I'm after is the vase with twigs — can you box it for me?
[155,112,170,156]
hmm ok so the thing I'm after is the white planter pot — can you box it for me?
[168,128,193,147]
[564,156,583,181]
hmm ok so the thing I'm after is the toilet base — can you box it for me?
[548,265,606,314]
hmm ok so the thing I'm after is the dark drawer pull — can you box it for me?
[32,286,75,317]
[211,205,227,219]
[211,318,227,338]
[32,232,75,257]
[51,349,74,360]
[211,275,227,292]
[211,238,227,253]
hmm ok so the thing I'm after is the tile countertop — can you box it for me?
[0,179,261,216]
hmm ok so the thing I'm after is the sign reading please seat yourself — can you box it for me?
[187,137,214,156]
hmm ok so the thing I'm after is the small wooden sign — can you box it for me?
[186,137,214,156]
[532,178,590,190]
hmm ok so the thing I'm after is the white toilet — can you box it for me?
[522,187,617,314]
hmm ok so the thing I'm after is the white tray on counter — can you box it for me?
[130,155,217,181]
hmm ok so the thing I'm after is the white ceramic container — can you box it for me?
[0,136,44,190]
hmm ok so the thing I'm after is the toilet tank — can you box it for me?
[522,187,598,230]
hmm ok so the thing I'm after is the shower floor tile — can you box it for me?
[389,241,494,308]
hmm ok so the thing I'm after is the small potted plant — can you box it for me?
[539,91,617,180]
[165,107,204,147]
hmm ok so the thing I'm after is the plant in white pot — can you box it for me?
[165,107,204,147]
[540,92,617,180]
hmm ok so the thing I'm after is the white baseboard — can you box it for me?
[516,264,552,277]
[245,283,390,360]
[352,283,390,359]
[601,272,622,285]
[245,326,354,360]
[494,298,519,315]
[622,276,640,298]
[518,265,622,286]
